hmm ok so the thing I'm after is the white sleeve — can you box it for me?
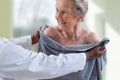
[0,38,86,80]
[9,36,32,50]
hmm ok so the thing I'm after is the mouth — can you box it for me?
[58,22,66,25]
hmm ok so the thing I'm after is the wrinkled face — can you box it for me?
[55,0,80,29]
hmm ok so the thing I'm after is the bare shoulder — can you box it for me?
[44,26,55,34]
[44,26,57,38]
[83,28,99,43]
[87,31,100,43]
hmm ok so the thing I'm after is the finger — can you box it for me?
[98,46,105,51]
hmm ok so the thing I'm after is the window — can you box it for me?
[13,0,56,37]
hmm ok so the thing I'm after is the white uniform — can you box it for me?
[0,36,86,80]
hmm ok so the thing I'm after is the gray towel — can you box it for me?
[38,25,109,80]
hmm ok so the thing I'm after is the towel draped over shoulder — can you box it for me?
[38,25,107,80]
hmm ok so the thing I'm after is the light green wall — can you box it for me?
[105,0,120,34]
[92,0,120,34]
[0,0,11,38]
[95,13,106,39]
[90,0,106,39]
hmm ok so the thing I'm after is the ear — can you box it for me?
[77,16,84,22]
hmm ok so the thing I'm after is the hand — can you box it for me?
[85,45,106,60]
[31,31,40,45]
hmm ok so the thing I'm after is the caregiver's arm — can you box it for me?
[9,36,32,50]
[9,31,39,49]
[0,38,86,80]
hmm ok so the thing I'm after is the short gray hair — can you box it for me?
[71,0,88,16]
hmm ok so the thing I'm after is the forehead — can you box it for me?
[56,0,73,10]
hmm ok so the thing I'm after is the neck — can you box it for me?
[59,25,80,40]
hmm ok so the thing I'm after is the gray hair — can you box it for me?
[71,0,88,16]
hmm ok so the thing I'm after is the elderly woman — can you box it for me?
[33,0,106,80]
[45,0,98,45]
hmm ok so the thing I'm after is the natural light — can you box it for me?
[12,0,120,80]
[106,22,120,80]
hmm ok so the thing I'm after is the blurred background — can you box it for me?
[0,0,120,80]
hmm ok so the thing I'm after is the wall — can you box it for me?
[92,0,120,34]
[0,0,11,38]
[105,0,120,34]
